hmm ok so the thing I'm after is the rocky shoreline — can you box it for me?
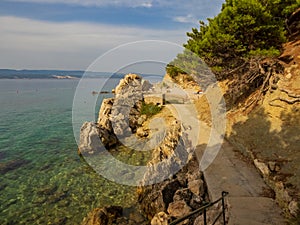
[78,74,213,225]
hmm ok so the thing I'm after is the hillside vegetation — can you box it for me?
[167,0,300,108]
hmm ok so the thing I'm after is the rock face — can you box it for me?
[141,120,190,186]
[97,98,118,148]
[136,111,207,225]
[110,74,149,139]
[78,74,153,154]
[78,122,104,155]
[81,206,122,225]
[79,73,209,225]
[138,154,207,224]
[97,74,152,144]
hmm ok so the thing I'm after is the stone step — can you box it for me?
[227,197,285,225]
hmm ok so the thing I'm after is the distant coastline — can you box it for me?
[0,69,164,80]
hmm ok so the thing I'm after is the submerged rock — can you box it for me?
[0,159,29,175]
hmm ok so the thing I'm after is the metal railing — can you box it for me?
[169,191,229,225]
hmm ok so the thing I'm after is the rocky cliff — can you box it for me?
[78,73,152,155]
[79,73,212,225]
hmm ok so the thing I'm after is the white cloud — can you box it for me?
[173,14,197,24]
[139,2,152,8]
[0,16,187,70]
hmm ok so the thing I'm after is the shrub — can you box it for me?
[140,102,161,117]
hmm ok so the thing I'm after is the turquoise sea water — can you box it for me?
[0,79,141,225]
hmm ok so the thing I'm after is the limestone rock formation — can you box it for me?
[98,74,152,144]
[97,98,118,148]
[79,73,153,154]
[78,122,104,155]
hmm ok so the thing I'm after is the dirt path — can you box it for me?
[165,88,286,224]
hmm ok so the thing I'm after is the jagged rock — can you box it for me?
[92,74,152,147]
[189,195,203,210]
[173,188,192,203]
[81,206,122,225]
[78,122,104,155]
[115,74,142,96]
[141,79,153,92]
[151,212,169,225]
[97,98,114,125]
[167,200,192,218]
[188,179,205,197]
[138,180,181,219]
[97,98,118,147]
[109,74,146,139]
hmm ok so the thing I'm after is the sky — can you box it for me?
[0,0,224,71]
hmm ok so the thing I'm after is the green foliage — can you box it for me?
[248,47,281,58]
[140,102,161,117]
[166,64,186,79]
[186,0,286,59]
[168,0,300,79]
[261,0,300,18]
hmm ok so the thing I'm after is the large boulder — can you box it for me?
[167,200,192,218]
[78,122,104,155]
[81,206,122,225]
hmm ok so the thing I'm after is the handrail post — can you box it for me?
[203,207,207,225]
[221,191,228,225]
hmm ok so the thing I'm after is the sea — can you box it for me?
[0,77,161,225]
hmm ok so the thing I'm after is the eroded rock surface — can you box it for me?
[138,155,208,225]
[78,122,104,155]
[78,74,152,154]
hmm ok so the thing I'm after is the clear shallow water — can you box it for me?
[0,79,139,225]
